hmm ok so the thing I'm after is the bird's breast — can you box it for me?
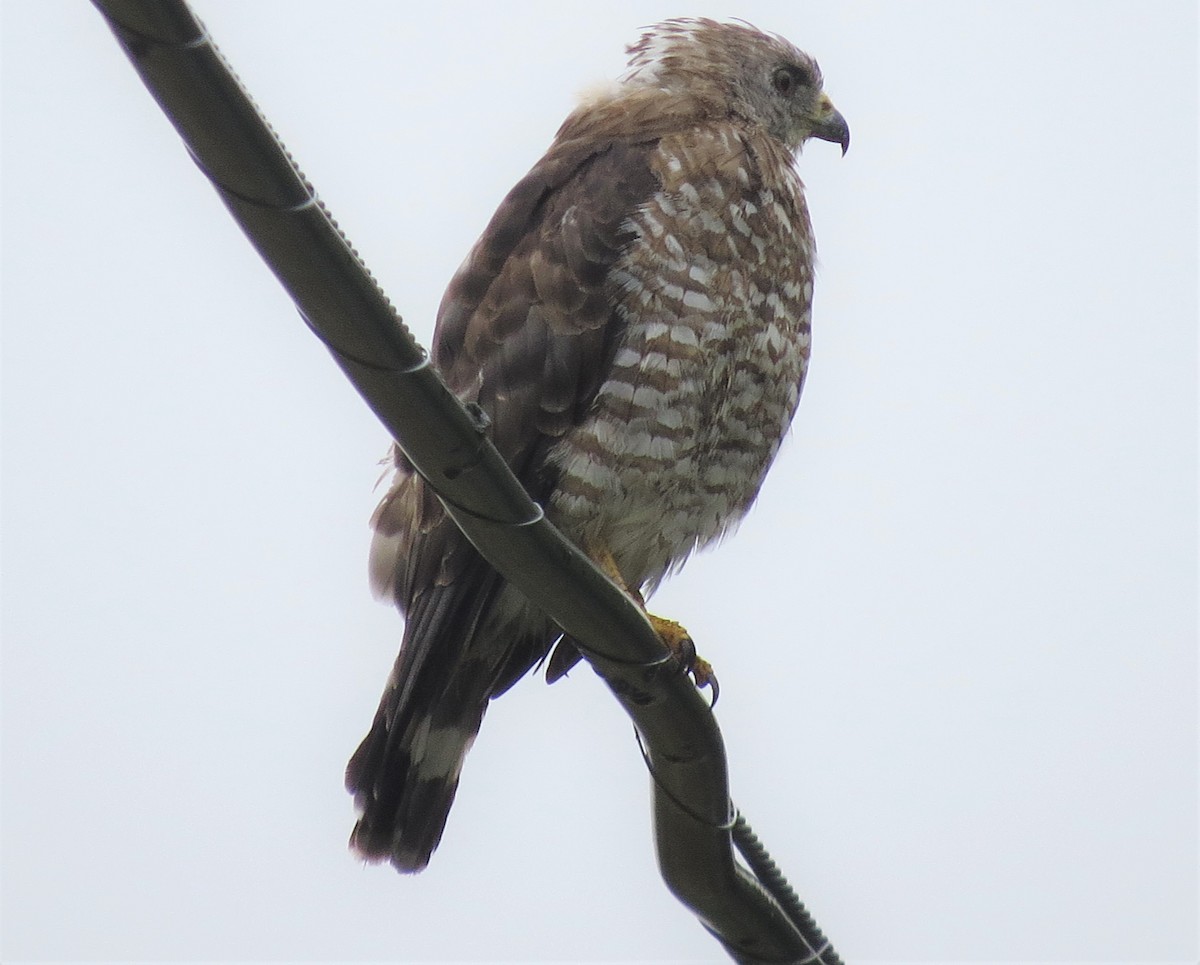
[547,145,815,589]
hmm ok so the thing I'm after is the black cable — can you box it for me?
[633,725,842,964]
[732,813,844,965]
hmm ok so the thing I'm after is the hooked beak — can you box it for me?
[811,94,850,155]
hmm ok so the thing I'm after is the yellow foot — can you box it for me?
[584,537,719,703]
[647,613,719,704]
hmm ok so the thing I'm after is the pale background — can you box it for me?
[2,2,1195,963]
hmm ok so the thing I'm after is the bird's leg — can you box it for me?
[584,538,718,701]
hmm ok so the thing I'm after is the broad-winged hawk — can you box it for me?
[347,17,848,872]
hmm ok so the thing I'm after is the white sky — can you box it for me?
[2,2,1196,963]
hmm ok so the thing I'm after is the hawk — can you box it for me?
[347,18,848,872]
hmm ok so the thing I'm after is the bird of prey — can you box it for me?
[347,17,848,873]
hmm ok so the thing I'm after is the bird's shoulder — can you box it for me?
[431,123,662,460]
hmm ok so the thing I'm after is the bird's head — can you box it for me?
[623,18,849,155]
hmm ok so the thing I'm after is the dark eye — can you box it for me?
[772,63,817,96]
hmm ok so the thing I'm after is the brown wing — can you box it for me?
[348,135,661,871]
[437,140,660,479]
[372,136,660,611]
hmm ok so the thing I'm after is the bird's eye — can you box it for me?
[772,67,795,95]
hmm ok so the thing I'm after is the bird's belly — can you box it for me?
[546,332,805,590]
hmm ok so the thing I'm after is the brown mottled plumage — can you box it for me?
[347,18,848,873]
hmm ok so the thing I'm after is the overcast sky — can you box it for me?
[2,2,1196,963]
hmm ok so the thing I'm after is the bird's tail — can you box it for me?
[346,552,545,872]
[346,672,486,873]
[345,562,502,872]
